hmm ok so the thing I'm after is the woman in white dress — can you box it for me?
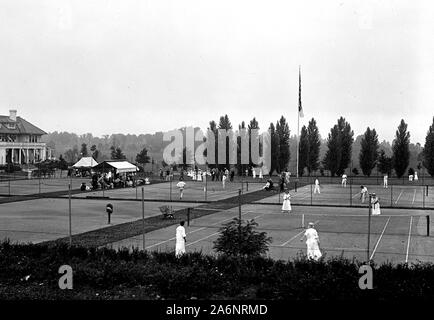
[371,193,381,215]
[281,189,291,213]
[300,222,322,261]
[259,168,263,180]
[252,168,256,179]
[197,170,202,181]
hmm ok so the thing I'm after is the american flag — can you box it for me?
[299,66,304,118]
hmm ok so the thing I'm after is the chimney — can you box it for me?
[9,109,17,122]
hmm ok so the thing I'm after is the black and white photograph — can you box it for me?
[1,0,434,315]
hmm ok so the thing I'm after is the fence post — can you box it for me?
[142,187,145,250]
[390,185,393,207]
[295,181,298,192]
[68,183,72,247]
[423,186,426,209]
[367,194,372,262]
[350,180,353,206]
[187,207,191,226]
[310,183,313,206]
[427,215,430,237]
[169,176,172,202]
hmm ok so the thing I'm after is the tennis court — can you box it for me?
[67,180,262,202]
[0,197,202,244]
[254,183,434,209]
[109,203,434,265]
[0,176,84,196]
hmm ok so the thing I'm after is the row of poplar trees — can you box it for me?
[300,116,434,178]
[206,114,434,178]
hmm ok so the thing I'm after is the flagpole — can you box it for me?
[296,65,301,179]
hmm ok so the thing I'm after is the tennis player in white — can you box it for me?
[341,174,347,187]
[383,175,388,188]
[314,178,320,194]
[300,222,322,261]
[360,185,368,203]
[176,178,186,199]
[175,221,187,257]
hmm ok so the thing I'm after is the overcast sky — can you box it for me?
[0,0,433,144]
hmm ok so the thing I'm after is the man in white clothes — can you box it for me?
[314,178,321,194]
[414,171,419,181]
[360,185,368,203]
[341,174,347,188]
[300,222,322,261]
[175,221,187,257]
[383,175,388,188]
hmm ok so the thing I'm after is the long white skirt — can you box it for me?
[175,240,185,257]
[372,202,381,215]
[306,240,322,260]
[282,199,291,212]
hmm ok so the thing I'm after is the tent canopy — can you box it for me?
[95,161,139,174]
[72,157,98,168]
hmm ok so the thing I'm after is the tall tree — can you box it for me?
[90,144,99,161]
[80,143,88,157]
[218,114,233,170]
[323,117,354,176]
[423,117,434,177]
[136,147,151,169]
[111,146,126,160]
[236,121,248,175]
[269,122,279,176]
[298,125,309,176]
[64,145,79,164]
[306,118,321,174]
[392,119,410,178]
[248,117,260,168]
[206,120,218,169]
[359,127,379,176]
[377,149,393,176]
[276,116,290,172]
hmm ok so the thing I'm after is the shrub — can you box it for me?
[213,218,272,257]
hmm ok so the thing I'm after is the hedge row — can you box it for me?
[0,241,433,300]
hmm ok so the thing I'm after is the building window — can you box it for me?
[6,123,16,129]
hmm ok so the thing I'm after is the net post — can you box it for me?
[142,187,145,250]
[367,194,372,262]
[187,207,191,226]
[246,181,249,192]
[295,181,297,192]
[8,177,11,196]
[427,185,429,197]
[350,180,352,206]
[301,213,305,228]
[427,215,430,237]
